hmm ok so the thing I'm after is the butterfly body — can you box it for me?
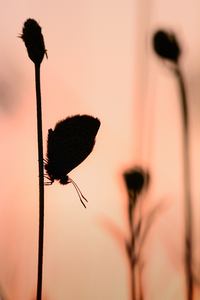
[45,115,100,185]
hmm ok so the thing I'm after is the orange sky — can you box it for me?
[0,0,200,299]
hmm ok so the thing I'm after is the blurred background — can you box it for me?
[0,0,200,299]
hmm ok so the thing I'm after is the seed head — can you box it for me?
[153,30,181,63]
[124,167,150,196]
[20,18,47,65]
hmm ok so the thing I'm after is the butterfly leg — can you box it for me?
[44,181,53,185]
[44,174,53,185]
[43,158,48,166]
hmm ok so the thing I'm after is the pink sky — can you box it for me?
[0,0,200,299]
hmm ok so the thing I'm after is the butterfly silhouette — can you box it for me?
[44,114,100,207]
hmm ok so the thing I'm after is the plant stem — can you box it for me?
[138,263,144,300]
[35,63,45,300]
[174,66,193,300]
[128,194,137,300]
[137,203,144,300]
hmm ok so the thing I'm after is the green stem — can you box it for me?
[35,63,44,300]
[175,66,193,300]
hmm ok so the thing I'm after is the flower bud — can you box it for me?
[124,167,150,196]
[20,19,47,65]
[153,30,181,63]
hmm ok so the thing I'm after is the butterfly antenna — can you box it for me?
[68,177,88,208]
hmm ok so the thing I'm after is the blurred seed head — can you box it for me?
[153,30,181,63]
[124,167,150,197]
[20,18,47,65]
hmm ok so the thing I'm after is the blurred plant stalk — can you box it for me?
[124,168,150,300]
[174,64,193,300]
[153,30,193,300]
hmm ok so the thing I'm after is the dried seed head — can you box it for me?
[20,18,47,65]
[153,30,181,63]
[124,167,150,196]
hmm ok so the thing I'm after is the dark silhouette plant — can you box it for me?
[123,167,150,300]
[153,29,193,300]
[20,19,101,300]
[20,18,47,300]
[153,30,180,63]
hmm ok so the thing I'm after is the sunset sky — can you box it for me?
[0,0,200,299]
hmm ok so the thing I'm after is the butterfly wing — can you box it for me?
[46,115,100,180]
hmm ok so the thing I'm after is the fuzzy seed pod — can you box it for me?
[124,167,150,196]
[20,19,47,65]
[153,30,181,63]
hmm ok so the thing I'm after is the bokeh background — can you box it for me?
[0,0,200,299]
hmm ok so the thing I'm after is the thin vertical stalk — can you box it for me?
[175,66,193,300]
[137,202,144,300]
[138,262,144,300]
[124,169,148,300]
[35,63,45,300]
[128,194,137,300]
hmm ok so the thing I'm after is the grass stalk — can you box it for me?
[174,66,193,300]
[124,168,149,300]
[20,18,47,300]
[128,194,137,300]
[35,63,45,300]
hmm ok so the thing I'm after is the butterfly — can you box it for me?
[44,114,101,207]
